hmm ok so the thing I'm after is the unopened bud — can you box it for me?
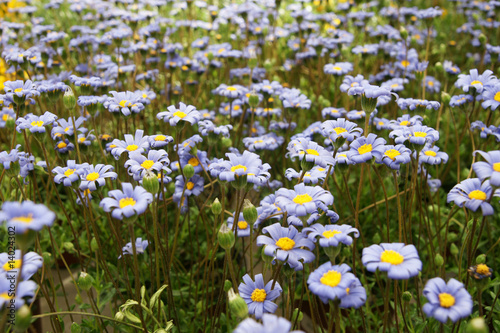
[212,198,222,216]
[143,172,160,194]
[242,200,258,225]
[14,305,32,332]
[292,308,303,323]
[217,223,235,250]
[478,34,487,46]
[466,317,489,333]
[248,93,259,108]
[372,233,381,244]
[91,238,98,252]
[63,88,76,110]
[435,253,444,267]
[70,322,82,333]
[183,164,195,179]
[78,272,94,291]
[402,291,412,302]
[114,312,125,321]
[399,27,408,40]
[224,280,232,292]
[476,254,486,265]
[228,288,249,319]
[441,92,451,105]
[450,243,459,256]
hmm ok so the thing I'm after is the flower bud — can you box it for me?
[242,200,258,225]
[70,322,82,333]
[372,233,381,244]
[399,27,408,40]
[63,242,75,253]
[183,164,195,179]
[248,93,260,108]
[434,253,444,267]
[402,291,412,302]
[476,254,486,265]
[434,62,443,74]
[217,223,235,250]
[91,237,99,252]
[466,317,489,333]
[42,252,53,267]
[292,308,303,323]
[211,198,222,216]
[78,272,94,291]
[14,305,32,333]
[224,280,232,292]
[441,92,451,105]
[450,243,459,256]
[221,137,232,148]
[63,88,76,110]
[142,172,160,194]
[478,34,487,46]
[114,312,125,321]
[228,288,248,319]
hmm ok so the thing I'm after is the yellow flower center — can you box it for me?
[2,259,22,271]
[413,131,427,137]
[401,60,410,67]
[57,141,67,149]
[237,221,248,229]
[384,149,401,161]
[11,214,34,224]
[188,157,199,167]
[153,135,166,142]
[30,120,44,127]
[173,111,187,118]
[358,144,372,155]
[468,190,487,200]
[275,237,295,251]
[322,230,341,238]
[86,172,100,181]
[251,288,267,302]
[494,92,500,102]
[64,169,75,177]
[333,127,347,135]
[119,100,131,107]
[2,114,10,121]
[332,66,342,71]
[231,165,247,173]
[293,193,313,205]
[428,81,434,87]
[493,162,500,172]
[101,134,111,140]
[306,148,319,156]
[438,293,455,308]
[320,270,342,287]
[186,181,195,190]
[126,144,138,151]
[79,137,85,143]
[14,88,23,93]
[119,197,136,209]
[390,83,399,89]
[0,293,12,300]
[399,120,410,126]
[470,80,483,86]
[64,127,70,132]
[380,250,404,265]
[424,150,437,157]
[475,264,490,275]
[141,160,154,169]
[226,86,237,91]
[234,105,241,111]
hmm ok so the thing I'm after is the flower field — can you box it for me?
[1,0,500,332]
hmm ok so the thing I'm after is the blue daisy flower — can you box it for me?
[238,274,282,319]
[0,279,37,310]
[378,144,412,170]
[303,224,359,247]
[362,243,422,280]
[100,183,153,221]
[79,164,117,191]
[124,149,170,181]
[347,133,387,164]
[307,262,357,303]
[0,250,43,280]
[157,102,201,127]
[447,178,494,216]
[0,201,56,234]
[234,314,304,333]
[472,150,500,187]
[423,278,473,323]
[118,238,149,259]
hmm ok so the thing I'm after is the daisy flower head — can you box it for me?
[148,134,174,149]
[447,178,494,216]
[423,76,441,94]
[481,83,500,110]
[419,145,449,165]
[54,139,75,154]
[199,120,233,139]
[280,89,311,110]
[455,69,498,94]
[339,277,367,309]
[110,129,150,159]
[243,133,284,152]
[307,262,357,303]
[378,144,412,170]
[303,224,360,248]
[179,150,209,174]
[347,133,387,164]
[16,111,57,134]
[362,243,422,279]
[118,238,149,259]
[213,84,248,99]
[0,201,56,234]
[100,183,153,222]
[256,223,315,271]
[321,118,363,145]
[473,150,500,187]
[227,212,251,237]
[389,125,440,146]
[275,183,335,218]
[234,314,304,333]
[209,150,271,188]
[285,166,329,185]
[340,75,369,93]
[389,114,423,130]
[238,274,282,319]
[287,137,335,170]
[0,279,38,310]
[79,164,117,191]
[322,107,347,119]
[105,91,145,116]
[0,250,43,280]
[324,62,353,76]
[157,102,201,127]
[381,78,408,92]
[4,80,39,104]
[423,278,473,323]
[52,160,89,187]
[397,98,440,112]
[450,94,474,108]
[173,174,205,213]
[125,149,170,181]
